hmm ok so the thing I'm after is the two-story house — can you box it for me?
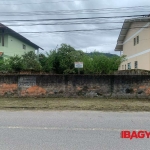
[0,23,43,58]
[115,16,150,70]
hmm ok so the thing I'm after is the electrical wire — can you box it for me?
[0,14,147,22]
[0,0,89,5]
[4,26,147,34]
[0,5,150,14]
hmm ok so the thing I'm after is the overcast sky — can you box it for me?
[0,0,150,55]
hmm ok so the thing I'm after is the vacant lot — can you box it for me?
[0,98,150,111]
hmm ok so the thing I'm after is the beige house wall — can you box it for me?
[120,53,150,70]
[119,21,150,70]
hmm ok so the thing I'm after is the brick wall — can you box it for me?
[0,75,150,98]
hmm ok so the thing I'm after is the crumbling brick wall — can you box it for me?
[0,75,150,98]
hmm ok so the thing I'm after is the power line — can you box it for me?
[0,10,149,17]
[6,19,150,26]
[13,27,150,34]
[0,5,150,13]
[0,0,89,5]
[0,5,149,19]
[0,14,147,22]
[6,22,124,26]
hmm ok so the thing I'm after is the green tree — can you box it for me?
[8,55,23,72]
[22,51,42,71]
[39,50,57,73]
[52,44,85,74]
[82,52,125,74]
[0,57,12,73]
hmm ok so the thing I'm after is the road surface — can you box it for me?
[0,111,150,150]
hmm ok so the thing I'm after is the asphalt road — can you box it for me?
[0,111,150,150]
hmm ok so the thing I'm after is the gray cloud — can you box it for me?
[0,0,150,55]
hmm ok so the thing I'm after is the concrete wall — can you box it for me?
[0,75,150,98]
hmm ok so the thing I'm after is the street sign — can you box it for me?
[74,62,83,68]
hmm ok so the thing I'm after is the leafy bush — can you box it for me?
[0,58,12,72]
[22,51,42,71]
[0,44,125,74]
[39,50,57,73]
[8,55,23,72]
[82,52,125,74]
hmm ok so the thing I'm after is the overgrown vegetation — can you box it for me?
[0,43,126,74]
[0,51,41,73]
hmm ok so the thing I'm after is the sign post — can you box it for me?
[74,62,83,74]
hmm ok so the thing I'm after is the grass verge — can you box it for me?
[0,98,150,111]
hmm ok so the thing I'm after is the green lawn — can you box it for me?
[0,98,150,111]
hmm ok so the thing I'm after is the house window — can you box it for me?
[23,44,26,50]
[125,65,126,70]
[134,36,139,46]
[128,63,131,69]
[122,65,124,70]
[135,61,138,69]
[134,38,136,46]
[137,36,139,44]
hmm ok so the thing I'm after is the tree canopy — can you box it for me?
[0,43,125,74]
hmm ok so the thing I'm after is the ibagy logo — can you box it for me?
[121,130,150,140]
